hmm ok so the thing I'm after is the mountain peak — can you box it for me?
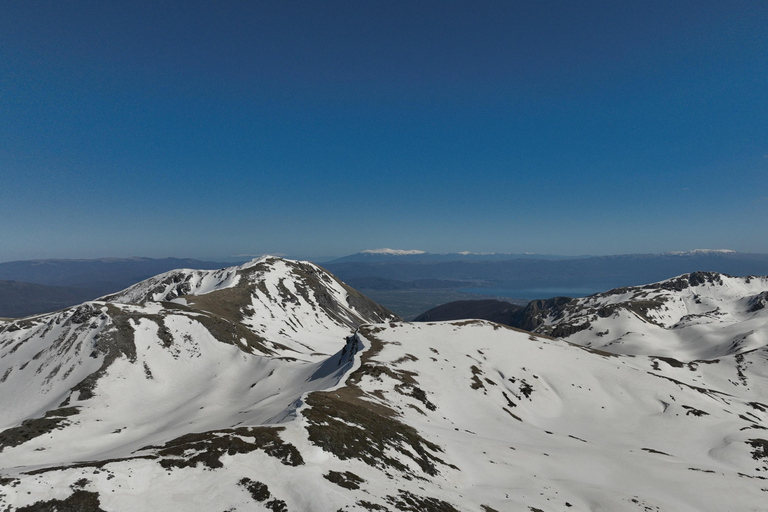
[360,248,426,255]
[665,249,737,256]
[237,254,274,269]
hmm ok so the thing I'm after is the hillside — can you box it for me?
[519,271,768,360]
[1,261,768,511]
[413,298,523,324]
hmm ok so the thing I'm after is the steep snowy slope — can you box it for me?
[525,271,768,360]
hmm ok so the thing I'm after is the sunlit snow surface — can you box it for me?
[2,266,768,511]
[540,273,768,360]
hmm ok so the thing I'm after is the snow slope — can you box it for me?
[3,320,768,511]
[0,257,393,472]
[530,271,768,361]
[2,265,768,511]
[102,256,396,357]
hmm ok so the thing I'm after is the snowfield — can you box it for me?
[1,262,768,511]
[535,272,768,360]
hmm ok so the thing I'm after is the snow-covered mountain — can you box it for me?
[361,248,427,255]
[2,263,768,511]
[664,248,738,256]
[0,257,393,468]
[100,256,395,356]
[524,271,768,360]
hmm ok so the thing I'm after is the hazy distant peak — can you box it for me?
[326,250,588,264]
[361,248,426,255]
[665,249,738,256]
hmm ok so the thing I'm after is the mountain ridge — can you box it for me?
[0,257,237,319]
[4,251,768,319]
[2,260,768,511]
[325,251,768,294]
[328,249,585,263]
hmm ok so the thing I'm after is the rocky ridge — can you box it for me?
[524,271,768,361]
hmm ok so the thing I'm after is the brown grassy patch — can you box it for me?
[144,426,303,470]
[324,470,365,490]
[16,490,106,512]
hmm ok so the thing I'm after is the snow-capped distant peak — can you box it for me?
[665,249,737,256]
[360,248,426,255]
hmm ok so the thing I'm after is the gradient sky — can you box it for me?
[2,1,767,262]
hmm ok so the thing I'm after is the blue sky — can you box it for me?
[2,1,767,261]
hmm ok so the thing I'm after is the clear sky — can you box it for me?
[2,1,767,262]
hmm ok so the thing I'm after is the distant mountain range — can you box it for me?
[321,249,768,318]
[2,251,768,319]
[327,248,585,263]
[0,257,231,290]
[0,281,97,319]
[325,249,768,292]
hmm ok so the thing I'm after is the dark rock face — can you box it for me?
[68,304,99,325]
[648,271,725,292]
[413,297,580,335]
[145,273,193,301]
[600,271,726,297]
[507,297,575,333]
[747,292,768,313]
[323,470,365,490]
